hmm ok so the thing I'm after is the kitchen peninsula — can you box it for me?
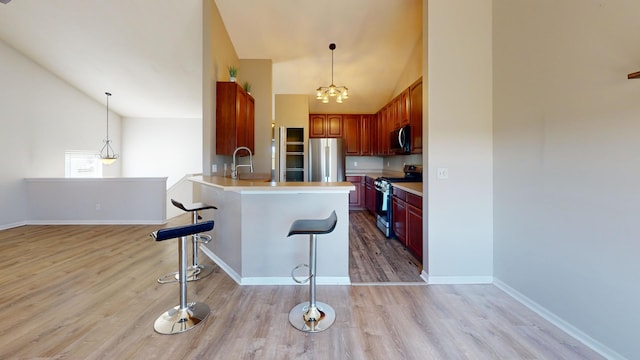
[189,175,355,285]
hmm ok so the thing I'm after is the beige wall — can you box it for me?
[239,59,273,174]
[203,0,239,176]
[426,0,494,282]
[493,0,640,358]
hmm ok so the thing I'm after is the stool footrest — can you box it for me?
[291,263,311,284]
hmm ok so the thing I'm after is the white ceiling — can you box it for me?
[0,0,422,117]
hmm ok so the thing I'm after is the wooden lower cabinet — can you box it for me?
[392,187,423,262]
[347,176,365,210]
[365,176,376,214]
[406,203,423,260]
[392,194,407,241]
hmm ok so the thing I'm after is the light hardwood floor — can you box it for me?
[349,210,423,283]
[0,216,603,359]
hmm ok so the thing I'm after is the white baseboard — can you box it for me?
[0,221,27,231]
[200,246,351,286]
[493,278,625,360]
[426,275,493,284]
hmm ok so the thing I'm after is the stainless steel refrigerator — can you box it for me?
[308,138,345,182]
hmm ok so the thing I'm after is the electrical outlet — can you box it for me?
[437,168,449,179]
[212,164,217,173]
[354,161,358,167]
[95,203,101,211]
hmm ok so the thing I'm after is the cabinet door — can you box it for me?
[245,95,255,153]
[400,88,410,126]
[343,115,361,155]
[360,115,372,155]
[392,195,407,242]
[347,176,364,210]
[236,91,249,153]
[309,114,327,138]
[365,180,376,214]
[409,78,423,154]
[326,115,343,137]
[407,204,423,261]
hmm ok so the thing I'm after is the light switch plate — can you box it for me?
[437,167,449,179]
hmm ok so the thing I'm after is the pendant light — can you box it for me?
[98,92,119,165]
[316,43,349,103]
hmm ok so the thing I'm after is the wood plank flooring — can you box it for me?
[0,216,604,359]
[349,210,423,283]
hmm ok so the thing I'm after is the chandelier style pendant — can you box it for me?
[316,43,349,103]
[98,92,119,165]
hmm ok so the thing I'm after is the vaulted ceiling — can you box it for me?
[0,0,421,117]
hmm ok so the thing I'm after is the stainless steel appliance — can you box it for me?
[308,138,345,182]
[390,124,411,154]
[374,165,422,237]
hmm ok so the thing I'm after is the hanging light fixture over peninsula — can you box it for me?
[98,92,119,165]
[316,43,349,104]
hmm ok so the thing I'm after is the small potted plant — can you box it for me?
[243,81,251,94]
[228,66,238,82]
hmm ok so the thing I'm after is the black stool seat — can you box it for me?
[152,221,214,242]
[287,211,337,236]
[171,199,217,218]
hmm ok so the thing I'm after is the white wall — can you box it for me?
[0,39,121,229]
[493,1,640,358]
[426,0,494,282]
[122,117,201,188]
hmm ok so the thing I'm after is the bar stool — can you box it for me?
[150,220,214,334]
[287,210,338,333]
[158,199,217,283]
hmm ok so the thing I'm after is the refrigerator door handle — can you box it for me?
[324,145,331,181]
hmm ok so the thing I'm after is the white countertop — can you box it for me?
[392,182,423,197]
[189,175,355,194]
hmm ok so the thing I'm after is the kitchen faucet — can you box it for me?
[231,146,254,179]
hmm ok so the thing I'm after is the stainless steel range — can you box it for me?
[374,165,422,237]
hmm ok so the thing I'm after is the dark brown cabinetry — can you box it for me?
[409,78,423,154]
[392,187,423,262]
[347,175,365,210]
[360,115,374,155]
[309,114,342,138]
[364,176,376,214]
[216,82,255,155]
[342,115,361,155]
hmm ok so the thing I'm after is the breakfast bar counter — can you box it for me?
[189,176,354,285]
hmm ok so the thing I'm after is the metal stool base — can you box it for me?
[288,301,335,332]
[154,302,210,334]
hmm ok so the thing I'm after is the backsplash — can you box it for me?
[345,154,423,173]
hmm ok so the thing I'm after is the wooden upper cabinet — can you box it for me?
[343,115,361,155]
[360,115,373,156]
[309,114,343,138]
[216,82,255,155]
[326,115,343,137]
[400,88,410,126]
[309,114,327,137]
[409,77,423,154]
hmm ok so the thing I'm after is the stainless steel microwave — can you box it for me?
[390,125,411,154]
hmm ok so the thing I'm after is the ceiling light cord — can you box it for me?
[98,92,119,165]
